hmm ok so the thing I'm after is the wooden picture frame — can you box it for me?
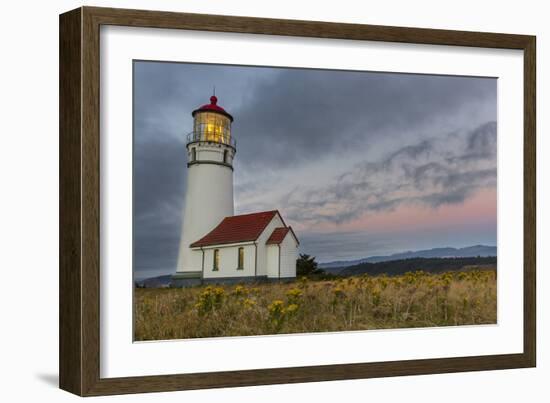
[59,6,536,396]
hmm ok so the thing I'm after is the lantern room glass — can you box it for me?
[193,112,232,145]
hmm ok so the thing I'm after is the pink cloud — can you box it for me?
[306,187,496,234]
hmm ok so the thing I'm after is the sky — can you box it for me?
[133,61,497,279]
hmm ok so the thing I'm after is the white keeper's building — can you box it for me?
[172,95,299,286]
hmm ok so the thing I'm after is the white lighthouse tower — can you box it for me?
[172,94,298,287]
[174,95,236,283]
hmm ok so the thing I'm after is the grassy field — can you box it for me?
[134,269,496,341]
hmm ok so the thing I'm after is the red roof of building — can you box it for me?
[266,226,299,245]
[266,227,290,245]
[190,210,279,248]
[191,95,234,122]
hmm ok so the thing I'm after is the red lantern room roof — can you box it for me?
[192,95,234,122]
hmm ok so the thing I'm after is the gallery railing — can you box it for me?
[186,131,236,148]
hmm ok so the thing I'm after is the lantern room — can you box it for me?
[189,95,234,146]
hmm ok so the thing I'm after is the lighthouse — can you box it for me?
[173,94,298,287]
[175,95,236,280]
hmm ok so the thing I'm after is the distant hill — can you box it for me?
[135,274,172,288]
[339,256,496,277]
[319,245,496,273]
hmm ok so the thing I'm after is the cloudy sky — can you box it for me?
[133,61,497,279]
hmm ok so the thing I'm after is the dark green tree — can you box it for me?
[296,253,323,276]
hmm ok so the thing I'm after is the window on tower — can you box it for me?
[191,147,196,162]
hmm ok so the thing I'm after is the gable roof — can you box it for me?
[266,226,299,245]
[266,227,289,245]
[190,210,279,248]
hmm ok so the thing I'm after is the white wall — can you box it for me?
[191,143,235,165]
[1,1,547,402]
[176,154,234,272]
[266,244,279,278]
[202,243,256,278]
[255,214,285,276]
[279,233,298,278]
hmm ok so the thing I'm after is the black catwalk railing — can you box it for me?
[186,131,236,148]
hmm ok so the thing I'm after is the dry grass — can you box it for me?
[134,269,496,341]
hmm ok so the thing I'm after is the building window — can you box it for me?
[191,147,196,162]
[223,149,228,164]
[237,247,244,270]
[213,249,220,271]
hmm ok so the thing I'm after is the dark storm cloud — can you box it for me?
[133,136,186,274]
[279,121,497,226]
[132,63,189,274]
[133,213,181,278]
[232,69,496,169]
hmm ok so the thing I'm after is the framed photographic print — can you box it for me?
[59,6,536,396]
